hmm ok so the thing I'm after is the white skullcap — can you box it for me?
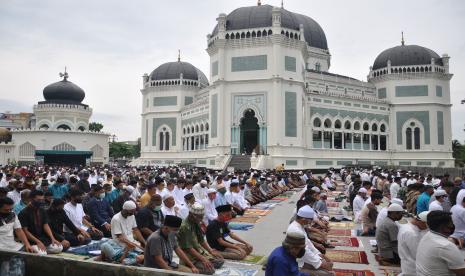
[424,183,434,188]
[297,205,315,219]
[189,202,205,215]
[358,188,368,194]
[122,200,136,210]
[390,198,403,206]
[200,180,208,185]
[207,188,216,194]
[320,193,327,197]
[124,185,135,193]
[416,211,430,222]
[162,194,174,201]
[266,177,272,181]
[387,203,403,212]
[231,179,239,184]
[311,187,321,193]
[434,190,447,197]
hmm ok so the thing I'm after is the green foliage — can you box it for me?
[109,140,140,159]
[89,122,104,132]
[453,140,465,167]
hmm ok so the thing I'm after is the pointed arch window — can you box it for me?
[158,127,171,151]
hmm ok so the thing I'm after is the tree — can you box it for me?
[109,142,133,159]
[89,122,104,132]
[452,140,465,167]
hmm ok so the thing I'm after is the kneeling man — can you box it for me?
[206,204,253,260]
[144,215,199,273]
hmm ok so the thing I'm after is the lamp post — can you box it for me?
[109,134,117,143]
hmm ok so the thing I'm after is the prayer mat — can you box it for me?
[269,197,288,201]
[67,239,108,256]
[329,221,355,229]
[244,209,272,216]
[334,269,375,276]
[57,252,90,261]
[325,250,369,264]
[239,254,266,265]
[214,267,258,276]
[228,222,254,231]
[374,255,401,267]
[328,237,360,247]
[230,216,261,224]
[327,202,340,207]
[328,228,352,236]
[381,267,401,276]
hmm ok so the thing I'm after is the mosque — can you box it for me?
[136,2,454,169]
[0,70,109,166]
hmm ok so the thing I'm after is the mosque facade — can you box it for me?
[137,3,454,169]
[0,71,109,166]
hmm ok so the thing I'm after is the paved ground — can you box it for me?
[233,183,389,276]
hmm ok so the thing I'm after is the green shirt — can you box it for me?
[177,218,207,260]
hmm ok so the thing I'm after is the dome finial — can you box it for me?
[257,0,261,6]
[178,49,181,62]
[281,0,284,8]
[59,66,69,81]
[401,31,405,46]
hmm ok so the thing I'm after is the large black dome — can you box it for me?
[43,79,85,104]
[149,61,208,86]
[211,5,328,50]
[373,44,443,70]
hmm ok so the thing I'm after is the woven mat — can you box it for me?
[214,266,258,276]
[326,250,369,264]
[334,269,375,276]
[327,202,340,207]
[228,222,254,231]
[381,267,401,276]
[328,237,360,247]
[230,216,261,224]
[328,228,352,236]
[239,254,267,265]
[329,221,355,229]
[244,209,272,216]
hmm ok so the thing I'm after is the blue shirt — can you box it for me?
[104,189,121,204]
[265,246,309,276]
[13,201,27,214]
[49,183,69,199]
[214,192,228,207]
[416,192,431,214]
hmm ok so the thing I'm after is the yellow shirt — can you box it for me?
[139,192,151,207]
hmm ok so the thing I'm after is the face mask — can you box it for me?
[32,200,44,208]
[153,206,162,212]
[99,193,105,199]
[296,248,306,258]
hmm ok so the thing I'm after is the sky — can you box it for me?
[1,0,464,142]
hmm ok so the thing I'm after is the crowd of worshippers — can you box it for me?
[265,172,338,276]
[342,167,465,275]
[0,165,307,275]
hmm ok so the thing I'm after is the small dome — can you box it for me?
[0,127,11,142]
[43,78,85,104]
[149,61,209,86]
[211,5,328,50]
[373,44,443,70]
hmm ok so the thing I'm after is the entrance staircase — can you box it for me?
[227,155,252,170]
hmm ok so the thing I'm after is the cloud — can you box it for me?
[0,0,464,142]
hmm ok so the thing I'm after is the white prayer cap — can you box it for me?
[416,211,430,222]
[387,203,403,212]
[297,205,315,219]
[358,188,368,194]
[311,187,321,193]
[200,180,208,185]
[320,193,327,197]
[207,188,216,194]
[162,194,174,201]
[122,200,136,210]
[189,202,205,215]
[266,177,272,181]
[124,185,135,193]
[434,190,447,197]
[424,183,434,188]
[390,198,403,206]
[231,179,239,184]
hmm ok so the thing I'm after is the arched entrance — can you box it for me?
[240,109,259,154]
